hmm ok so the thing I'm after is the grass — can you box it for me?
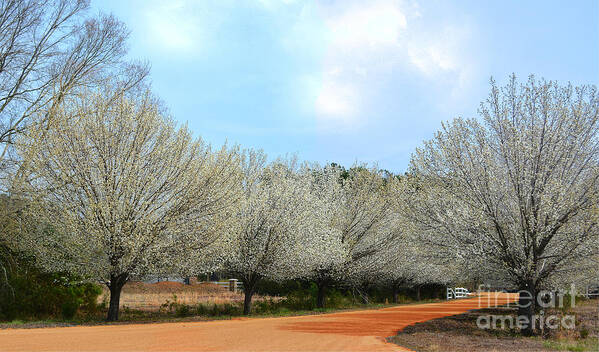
[97,281,254,311]
[0,303,399,329]
[542,339,599,351]
[1,280,445,329]
[158,292,413,319]
[1,292,431,329]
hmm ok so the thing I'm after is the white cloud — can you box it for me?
[308,1,408,129]
[407,26,465,76]
[142,1,203,53]
[277,0,469,132]
[325,2,407,48]
[301,0,472,131]
[132,0,475,132]
[409,46,451,74]
[315,80,358,117]
[258,0,299,11]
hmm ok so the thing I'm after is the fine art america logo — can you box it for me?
[476,284,577,331]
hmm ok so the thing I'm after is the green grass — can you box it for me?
[543,338,599,351]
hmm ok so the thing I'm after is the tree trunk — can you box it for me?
[360,284,370,304]
[243,288,254,315]
[361,293,370,304]
[106,274,127,321]
[242,275,258,315]
[316,281,327,309]
[518,280,537,336]
[392,286,399,304]
[416,285,421,301]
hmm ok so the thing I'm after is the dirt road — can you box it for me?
[0,293,517,352]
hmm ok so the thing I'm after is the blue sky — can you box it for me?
[92,0,598,173]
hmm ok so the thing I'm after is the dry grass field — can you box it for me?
[98,281,267,311]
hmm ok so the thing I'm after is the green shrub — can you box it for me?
[80,283,102,314]
[194,302,243,317]
[61,299,80,319]
[254,297,284,314]
[0,255,102,321]
[283,287,315,310]
[160,294,188,315]
[195,303,209,316]
[175,304,192,317]
[220,303,242,316]
[326,288,352,308]
[580,328,589,339]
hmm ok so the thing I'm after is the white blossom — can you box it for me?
[17,86,241,320]
[405,75,599,331]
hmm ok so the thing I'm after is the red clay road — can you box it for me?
[0,293,517,352]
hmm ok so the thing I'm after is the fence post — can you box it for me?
[447,287,454,300]
[229,279,238,292]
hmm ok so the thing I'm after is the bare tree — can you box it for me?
[0,0,147,164]
[406,75,599,334]
[18,86,241,321]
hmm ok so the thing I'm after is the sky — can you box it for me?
[92,0,598,173]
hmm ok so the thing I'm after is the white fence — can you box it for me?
[446,287,471,300]
[206,280,244,292]
[144,277,244,292]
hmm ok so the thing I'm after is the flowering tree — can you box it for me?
[406,75,599,334]
[300,165,402,307]
[224,152,314,314]
[18,87,241,321]
[339,168,403,302]
[298,164,347,308]
[0,0,147,295]
[383,234,455,296]
[374,240,430,303]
